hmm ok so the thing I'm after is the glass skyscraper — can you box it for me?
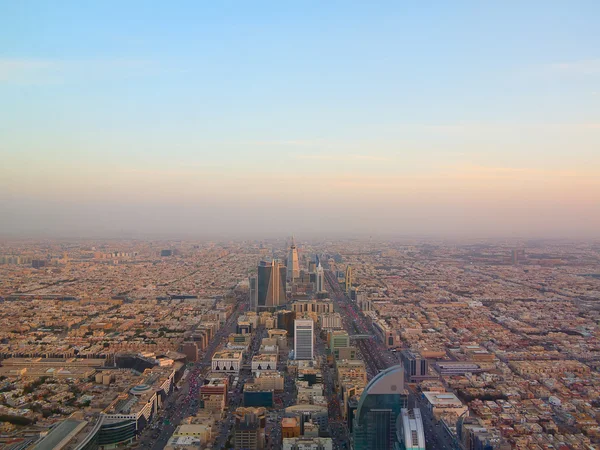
[353,365,408,450]
[255,260,287,311]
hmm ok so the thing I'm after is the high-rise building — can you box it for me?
[353,365,408,450]
[400,350,429,382]
[256,260,287,311]
[396,408,426,450]
[233,407,267,450]
[286,237,300,282]
[277,310,296,337]
[345,265,353,294]
[511,249,525,265]
[315,262,325,292]
[294,319,314,360]
[249,275,258,311]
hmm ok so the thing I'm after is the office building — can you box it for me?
[353,365,408,450]
[284,404,329,435]
[511,249,525,265]
[287,237,300,282]
[315,262,325,292]
[396,409,425,450]
[329,331,350,358]
[291,299,333,314]
[422,392,467,419]
[277,310,296,337]
[243,383,274,408]
[400,350,429,382]
[345,265,353,294]
[249,275,258,311]
[319,313,342,330]
[294,319,314,360]
[211,350,243,374]
[233,407,267,450]
[200,378,228,413]
[256,260,287,311]
[252,354,278,372]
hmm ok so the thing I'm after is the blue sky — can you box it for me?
[1,2,599,237]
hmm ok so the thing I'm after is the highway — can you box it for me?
[324,270,396,376]
[324,269,455,450]
[136,300,247,449]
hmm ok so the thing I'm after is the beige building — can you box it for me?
[253,371,284,392]
[233,407,267,450]
[423,392,468,419]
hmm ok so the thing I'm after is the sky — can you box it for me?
[1,1,599,239]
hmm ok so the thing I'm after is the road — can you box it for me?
[136,300,247,449]
[324,270,455,450]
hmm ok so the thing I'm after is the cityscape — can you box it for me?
[2,1,600,449]
[0,238,599,449]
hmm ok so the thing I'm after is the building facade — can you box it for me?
[353,365,408,450]
[294,319,314,360]
[256,260,287,311]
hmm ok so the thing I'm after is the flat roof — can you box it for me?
[423,392,464,406]
[33,419,86,450]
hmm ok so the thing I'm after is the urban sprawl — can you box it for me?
[0,238,599,450]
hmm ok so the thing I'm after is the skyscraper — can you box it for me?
[315,262,325,292]
[249,275,258,311]
[345,265,353,294]
[286,237,300,282]
[294,319,314,360]
[256,260,287,311]
[353,365,408,450]
[233,407,267,450]
[400,350,429,383]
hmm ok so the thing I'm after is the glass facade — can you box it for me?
[98,419,136,448]
[353,365,407,450]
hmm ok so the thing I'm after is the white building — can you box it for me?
[422,392,468,419]
[318,313,342,330]
[251,354,278,372]
[294,319,314,360]
[211,351,243,374]
[398,408,426,450]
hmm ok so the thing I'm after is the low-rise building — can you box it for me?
[422,392,468,419]
[212,350,243,374]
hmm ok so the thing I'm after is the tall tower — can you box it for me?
[345,265,353,294]
[294,319,314,360]
[256,260,287,311]
[353,365,408,450]
[316,262,325,292]
[249,275,258,311]
[286,236,300,282]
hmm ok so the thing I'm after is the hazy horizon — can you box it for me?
[2,2,599,239]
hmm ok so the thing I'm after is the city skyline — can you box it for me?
[2,2,600,238]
